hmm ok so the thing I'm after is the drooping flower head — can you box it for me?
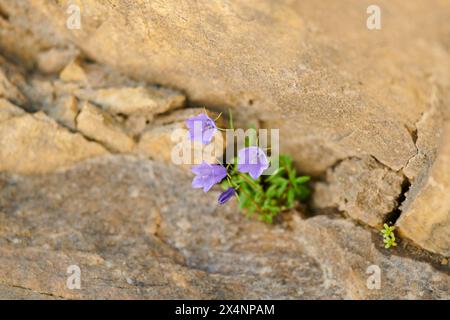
[218,187,235,205]
[186,113,217,145]
[237,146,269,179]
[191,161,227,192]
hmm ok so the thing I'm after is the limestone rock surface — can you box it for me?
[0,156,447,299]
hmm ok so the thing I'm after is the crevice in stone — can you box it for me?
[383,175,411,225]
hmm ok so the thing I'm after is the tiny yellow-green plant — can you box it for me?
[381,223,397,249]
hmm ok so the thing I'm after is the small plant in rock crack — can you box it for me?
[381,223,397,249]
[186,110,310,223]
[220,155,310,223]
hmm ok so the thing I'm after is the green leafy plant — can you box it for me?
[221,155,310,223]
[381,223,397,249]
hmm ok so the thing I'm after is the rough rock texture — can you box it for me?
[397,123,450,256]
[0,102,106,175]
[0,0,449,249]
[37,47,79,74]
[43,95,79,130]
[0,156,447,299]
[2,0,449,172]
[313,157,405,228]
[0,65,26,105]
[76,102,136,153]
[74,87,185,119]
[0,0,449,299]
[138,109,224,166]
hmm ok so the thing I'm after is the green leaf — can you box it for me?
[266,167,285,182]
[238,192,249,210]
[288,168,297,183]
[266,184,278,199]
[254,190,264,203]
[276,180,288,197]
[286,188,295,208]
[295,176,310,184]
[295,185,310,200]
[268,206,280,214]
[271,177,288,186]
[245,204,256,218]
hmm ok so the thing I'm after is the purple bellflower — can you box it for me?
[237,146,269,179]
[191,161,227,192]
[186,113,217,145]
[218,187,235,205]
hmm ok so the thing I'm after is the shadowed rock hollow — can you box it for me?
[0,0,448,299]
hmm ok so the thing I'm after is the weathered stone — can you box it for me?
[397,122,450,256]
[74,86,185,118]
[0,98,24,121]
[0,66,26,105]
[289,215,449,299]
[59,59,88,83]
[137,108,224,166]
[5,0,449,175]
[138,123,222,167]
[0,155,447,299]
[76,102,135,153]
[0,0,449,298]
[403,87,447,180]
[313,157,404,228]
[0,103,106,175]
[36,47,79,74]
[3,1,449,244]
[0,3,56,69]
[59,58,138,89]
[42,95,79,130]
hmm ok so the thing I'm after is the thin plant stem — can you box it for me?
[229,109,234,130]
[238,172,262,191]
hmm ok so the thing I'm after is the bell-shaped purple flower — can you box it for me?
[191,161,227,192]
[186,113,217,144]
[237,146,269,179]
[218,187,235,205]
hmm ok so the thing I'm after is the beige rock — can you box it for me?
[3,1,450,241]
[0,155,447,299]
[123,114,148,137]
[76,102,135,153]
[0,67,26,105]
[0,105,106,175]
[0,98,24,122]
[289,215,449,299]
[403,86,446,180]
[74,86,185,117]
[58,58,136,88]
[36,47,79,74]
[138,122,223,166]
[3,2,449,249]
[59,59,88,83]
[137,109,224,165]
[0,0,449,286]
[6,0,449,174]
[0,4,55,69]
[21,76,79,110]
[313,157,405,228]
[75,62,133,89]
[43,95,79,130]
[397,122,450,257]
